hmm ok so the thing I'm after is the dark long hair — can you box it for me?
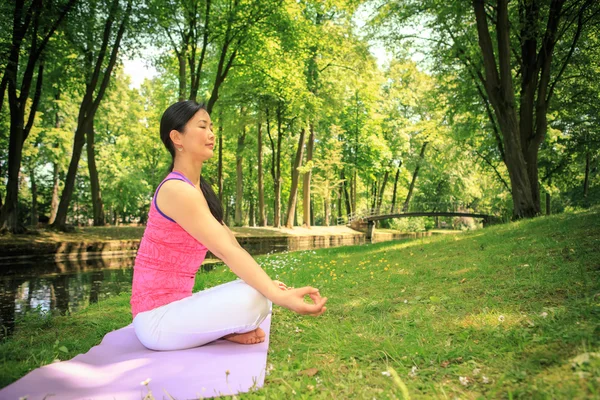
[159,100,224,224]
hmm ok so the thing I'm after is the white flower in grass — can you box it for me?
[482,376,490,384]
[498,315,505,322]
[408,366,418,377]
[404,299,408,304]
[381,371,391,377]
[266,363,274,376]
[540,312,548,318]
[459,376,469,386]
[140,378,151,386]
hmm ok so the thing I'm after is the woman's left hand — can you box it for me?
[273,280,291,291]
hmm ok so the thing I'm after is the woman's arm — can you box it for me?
[157,180,326,315]
[223,224,243,249]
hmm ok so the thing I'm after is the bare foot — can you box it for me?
[223,327,266,345]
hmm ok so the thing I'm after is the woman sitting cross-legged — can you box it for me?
[130,100,327,351]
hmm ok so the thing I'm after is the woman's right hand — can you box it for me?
[273,286,327,316]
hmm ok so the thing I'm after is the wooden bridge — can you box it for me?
[340,203,501,240]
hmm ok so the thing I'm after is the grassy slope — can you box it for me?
[1,207,599,399]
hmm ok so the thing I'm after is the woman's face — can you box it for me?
[178,109,215,161]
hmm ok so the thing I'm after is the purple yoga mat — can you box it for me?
[0,315,272,400]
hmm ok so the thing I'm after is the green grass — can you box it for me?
[1,207,599,399]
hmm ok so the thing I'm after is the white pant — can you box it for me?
[133,279,272,351]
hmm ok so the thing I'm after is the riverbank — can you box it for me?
[0,225,459,263]
[1,207,598,397]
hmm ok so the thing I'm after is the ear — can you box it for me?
[169,129,183,147]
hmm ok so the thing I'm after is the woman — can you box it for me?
[130,100,327,351]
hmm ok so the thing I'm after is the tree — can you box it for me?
[374,0,600,218]
[0,0,76,232]
[53,0,133,229]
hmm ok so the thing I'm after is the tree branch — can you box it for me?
[473,148,512,193]
[23,58,44,143]
[472,0,501,102]
[547,1,588,103]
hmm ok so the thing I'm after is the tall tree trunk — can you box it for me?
[49,161,60,224]
[352,170,357,214]
[49,91,62,225]
[377,169,390,212]
[257,121,266,226]
[266,106,281,228]
[285,128,306,228]
[337,178,343,221]
[323,186,330,226]
[234,123,246,226]
[273,107,282,228]
[177,52,186,101]
[87,128,104,226]
[583,150,590,198]
[247,154,255,226]
[218,119,223,203]
[341,169,351,215]
[54,124,87,227]
[30,166,38,226]
[370,179,377,211]
[303,124,315,227]
[403,142,428,212]
[390,165,401,213]
[52,0,132,230]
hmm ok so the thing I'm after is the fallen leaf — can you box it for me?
[460,278,467,284]
[299,368,319,377]
[441,360,450,368]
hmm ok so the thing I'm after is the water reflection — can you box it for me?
[0,256,136,338]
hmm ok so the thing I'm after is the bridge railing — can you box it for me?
[338,202,498,225]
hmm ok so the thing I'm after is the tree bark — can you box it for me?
[177,52,186,101]
[30,166,38,226]
[337,178,343,221]
[257,121,266,226]
[403,142,428,212]
[49,161,60,224]
[352,169,357,214]
[341,169,351,215]
[87,127,104,226]
[285,128,306,228]
[390,165,401,213]
[323,185,330,226]
[377,169,390,212]
[217,119,223,203]
[234,122,246,226]
[266,107,281,227]
[274,106,283,228]
[370,179,377,211]
[302,123,315,227]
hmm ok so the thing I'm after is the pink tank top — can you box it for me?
[130,171,208,318]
